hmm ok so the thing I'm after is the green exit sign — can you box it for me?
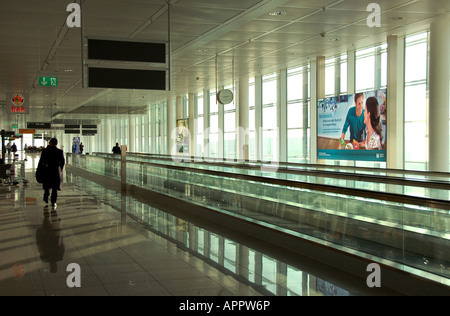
[39,76,58,87]
[12,124,18,129]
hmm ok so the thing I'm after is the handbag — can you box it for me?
[35,162,47,184]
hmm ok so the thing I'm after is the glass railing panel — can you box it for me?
[71,153,450,282]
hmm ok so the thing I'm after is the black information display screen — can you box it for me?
[88,39,166,63]
[88,67,166,90]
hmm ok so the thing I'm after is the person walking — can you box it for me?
[38,138,65,209]
[112,142,121,154]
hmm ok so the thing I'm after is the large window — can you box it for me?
[262,74,278,161]
[404,32,429,171]
[249,78,256,161]
[354,43,387,168]
[209,90,220,158]
[287,65,310,163]
[224,84,236,160]
[355,44,387,92]
[195,92,204,157]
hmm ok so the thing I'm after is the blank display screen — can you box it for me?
[88,67,166,90]
[88,39,166,63]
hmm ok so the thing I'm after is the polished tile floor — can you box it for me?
[0,155,399,296]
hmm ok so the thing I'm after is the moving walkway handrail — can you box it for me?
[86,153,450,211]
[92,152,450,191]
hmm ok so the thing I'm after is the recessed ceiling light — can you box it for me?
[269,11,287,16]
[195,48,208,53]
[329,37,340,42]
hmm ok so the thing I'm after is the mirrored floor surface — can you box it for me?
[0,158,400,296]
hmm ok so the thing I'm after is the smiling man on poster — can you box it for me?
[340,92,366,143]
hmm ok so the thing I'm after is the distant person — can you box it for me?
[11,143,17,154]
[341,93,366,143]
[359,97,383,150]
[80,143,84,154]
[6,142,11,154]
[38,138,65,209]
[112,142,121,154]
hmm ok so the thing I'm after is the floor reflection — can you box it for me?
[67,174,355,296]
[36,207,65,273]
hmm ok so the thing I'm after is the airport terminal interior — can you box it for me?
[0,0,449,296]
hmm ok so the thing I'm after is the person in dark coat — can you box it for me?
[112,142,121,154]
[39,138,65,208]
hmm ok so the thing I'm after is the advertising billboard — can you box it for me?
[317,89,387,162]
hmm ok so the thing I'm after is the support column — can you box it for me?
[176,96,183,120]
[311,56,325,164]
[429,17,449,172]
[144,106,150,153]
[105,119,111,153]
[387,35,405,170]
[203,89,210,159]
[279,69,287,163]
[255,76,262,161]
[345,50,356,168]
[129,116,135,152]
[238,75,249,161]
[188,92,195,156]
[167,95,176,156]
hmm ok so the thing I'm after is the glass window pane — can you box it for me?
[263,106,277,129]
[288,129,302,161]
[288,102,302,128]
[210,92,218,113]
[356,56,375,91]
[288,73,303,101]
[325,64,335,96]
[404,84,427,121]
[405,122,427,162]
[263,78,277,105]
[224,112,235,132]
[210,114,218,133]
[340,61,347,94]
[249,109,255,130]
[197,96,204,116]
[405,42,427,82]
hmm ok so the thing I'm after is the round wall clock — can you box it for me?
[217,89,234,104]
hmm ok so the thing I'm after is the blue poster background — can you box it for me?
[317,89,387,162]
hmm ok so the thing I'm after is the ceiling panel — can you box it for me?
[0,0,448,124]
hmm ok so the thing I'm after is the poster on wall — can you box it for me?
[317,89,387,162]
[72,137,81,154]
[176,119,189,154]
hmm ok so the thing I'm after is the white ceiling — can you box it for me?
[0,0,449,125]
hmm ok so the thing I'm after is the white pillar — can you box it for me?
[238,75,249,160]
[129,116,135,152]
[387,35,405,170]
[176,96,183,120]
[255,76,262,161]
[279,69,287,163]
[188,92,195,156]
[311,56,325,164]
[429,17,450,172]
[167,95,176,156]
